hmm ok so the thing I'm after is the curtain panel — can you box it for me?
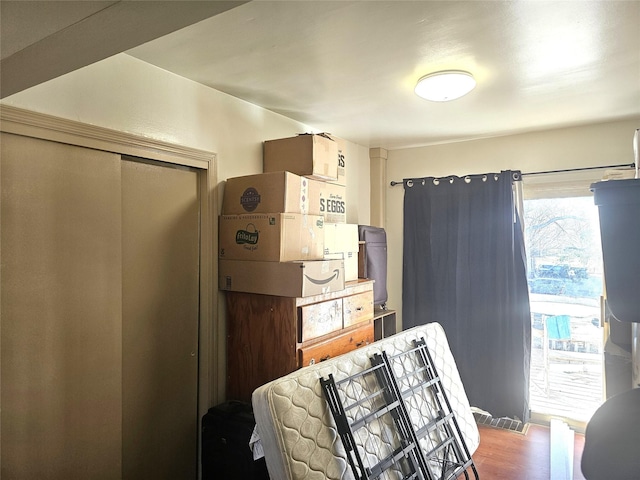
[402,170,531,423]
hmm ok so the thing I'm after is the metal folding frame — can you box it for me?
[320,338,479,480]
[321,362,427,480]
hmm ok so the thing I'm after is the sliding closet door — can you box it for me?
[121,159,200,479]
[1,133,123,479]
[2,135,202,479]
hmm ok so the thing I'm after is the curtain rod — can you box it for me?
[519,162,635,177]
[390,170,521,187]
[389,163,636,186]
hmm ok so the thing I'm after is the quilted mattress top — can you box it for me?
[252,322,480,480]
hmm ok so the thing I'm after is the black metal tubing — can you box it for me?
[320,339,481,480]
[412,339,479,480]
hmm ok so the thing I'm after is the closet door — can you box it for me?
[1,133,123,479]
[2,135,201,479]
[121,159,200,479]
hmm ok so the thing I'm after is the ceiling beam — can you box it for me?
[1,1,248,99]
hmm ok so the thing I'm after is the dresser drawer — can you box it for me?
[298,321,374,367]
[343,290,374,328]
[298,299,343,342]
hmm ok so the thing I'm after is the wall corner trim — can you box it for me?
[370,147,388,160]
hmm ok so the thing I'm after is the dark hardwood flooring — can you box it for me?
[472,424,586,479]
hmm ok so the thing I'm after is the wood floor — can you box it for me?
[471,424,586,480]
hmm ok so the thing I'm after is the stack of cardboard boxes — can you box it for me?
[218,133,359,298]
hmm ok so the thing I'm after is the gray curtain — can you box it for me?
[402,170,531,423]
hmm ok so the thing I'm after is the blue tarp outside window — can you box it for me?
[546,315,571,340]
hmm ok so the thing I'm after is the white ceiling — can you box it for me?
[2,1,640,150]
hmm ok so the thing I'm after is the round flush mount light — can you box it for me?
[414,70,476,102]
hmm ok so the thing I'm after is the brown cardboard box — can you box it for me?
[222,171,315,215]
[324,223,359,253]
[263,134,338,181]
[309,181,347,224]
[324,252,358,282]
[324,223,359,281]
[327,134,347,186]
[223,171,347,222]
[219,259,345,297]
[219,213,324,262]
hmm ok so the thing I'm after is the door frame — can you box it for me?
[522,187,606,432]
[0,104,219,428]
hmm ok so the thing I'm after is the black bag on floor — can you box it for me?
[201,401,269,480]
[358,225,388,306]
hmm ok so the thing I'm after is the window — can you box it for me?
[523,196,604,423]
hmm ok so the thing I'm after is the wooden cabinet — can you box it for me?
[299,322,374,367]
[226,280,374,401]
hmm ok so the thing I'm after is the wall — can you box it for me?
[384,117,640,328]
[5,51,638,391]
[1,53,371,402]
[0,53,370,221]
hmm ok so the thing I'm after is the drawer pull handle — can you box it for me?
[355,340,365,347]
[320,354,331,362]
[356,306,364,311]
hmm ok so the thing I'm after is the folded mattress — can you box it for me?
[252,322,479,480]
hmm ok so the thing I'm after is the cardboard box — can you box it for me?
[263,133,338,181]
[327,134,347,186]
[219,213,324,262]
[222,171,314,215]
[324,252,358,282]
[324,223,358,254]
[309,181,347,224]
[324,223,359,281]
[223,171,347,222]
[219,259,345,297]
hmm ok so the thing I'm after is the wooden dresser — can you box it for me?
[226,279,375,402]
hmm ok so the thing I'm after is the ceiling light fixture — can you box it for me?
[414,70,476,102]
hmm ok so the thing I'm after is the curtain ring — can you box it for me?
[512,171,521,181]
[482,174,488,182]
[433,178,440,185]
[449,176,455,184]
[494,173,500,181]
[406,179,414,188]
[421,179,426,186]
[464,176,471,183]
